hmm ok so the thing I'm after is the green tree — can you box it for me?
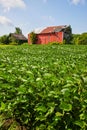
[71,34,80,44]
[0,35,10,44]
[15,27,22,34]
[30,32,37,44]
[77,34,87,45]
[72,33,87,45]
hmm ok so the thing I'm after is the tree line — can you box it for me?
[71,33,87,45]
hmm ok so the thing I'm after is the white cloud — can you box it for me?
[69,0,85,5]
[0,16,13,26]
[0,0,26,11]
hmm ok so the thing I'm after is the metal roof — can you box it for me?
[40,25,68,34]
[10,33,27,41]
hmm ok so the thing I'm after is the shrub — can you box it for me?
[9,42,18,45]
[0,35,10,45]
[48,41,61,45]
[30,32,37,44]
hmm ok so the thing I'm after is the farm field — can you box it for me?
[0,44,87,130]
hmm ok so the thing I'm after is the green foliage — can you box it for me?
[48,41,61,45]
[77,33,87,45]
[0,35,10,44]
[8,36,17,45]
[9,42,18,45]
[0,45,87,129]
[63,25,72,44]
[71,34,80,44]
[15,27,22,34]
[30,31,37,44]
[72,33,87,45]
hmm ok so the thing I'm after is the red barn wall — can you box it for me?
[36,32,63,44]
[28,32,63,44]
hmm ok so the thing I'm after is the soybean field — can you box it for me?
[0,44,87,130]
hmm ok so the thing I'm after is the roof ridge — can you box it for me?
[40,25,67,34]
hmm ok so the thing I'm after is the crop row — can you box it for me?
[0,45,87,130]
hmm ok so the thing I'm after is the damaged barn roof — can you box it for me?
[10,33,27,41]
[34,25,69,34]
[40,25,69,34]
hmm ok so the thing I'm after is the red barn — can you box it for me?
[28,25,72,44]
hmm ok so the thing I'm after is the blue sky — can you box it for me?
[0,0,87,37]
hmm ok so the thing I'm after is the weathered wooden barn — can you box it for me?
[9,33,27,44]
[28,25,72,44]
